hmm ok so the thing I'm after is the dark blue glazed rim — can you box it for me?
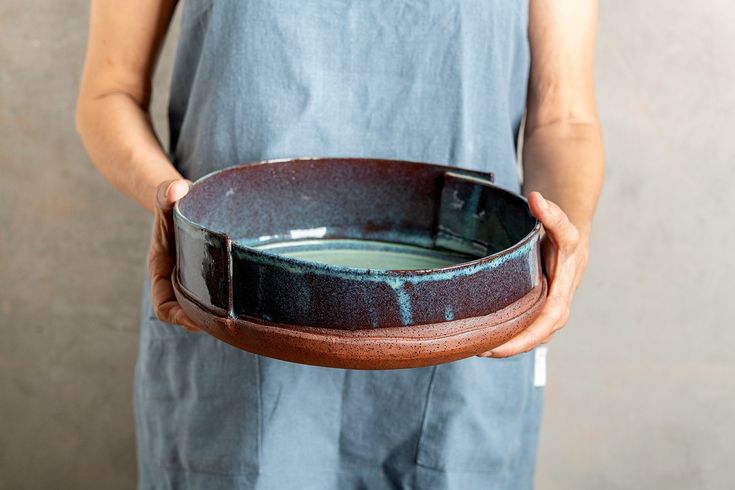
[173,157,543,331]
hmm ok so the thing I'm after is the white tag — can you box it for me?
[533,346,547,387]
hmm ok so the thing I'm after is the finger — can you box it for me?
[156,299,200,331]
[478,248,573,359]
[528,192,579,251]
[488,230,578,358]
[540,331,556,344]
[148,251,178,316]
[485,313,553,358]
[156,179,191,212]
[151,272,200,331]
[150,179,191,268]
[540,237,558,282]
[147,226,176,271]
[149,241,198,331]
[477,310,558,357]
[546,258,574,302]
[149,264,201,331]
[486,297,569,358]
[149,178,197,332]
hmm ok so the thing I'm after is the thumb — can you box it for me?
[156,179,191,212]
[527,191,573,240]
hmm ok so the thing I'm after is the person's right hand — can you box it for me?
[147,179,200,331]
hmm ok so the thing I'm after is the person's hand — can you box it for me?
[147,179,200,331]
[478,192,589,358]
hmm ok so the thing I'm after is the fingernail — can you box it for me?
[538,194,549,211]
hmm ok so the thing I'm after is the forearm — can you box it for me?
[75,92,181,214]
[485,0,601,357]
[521,120,605,241]
[75,0,180,214]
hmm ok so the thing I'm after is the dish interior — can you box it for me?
[252,238,475,270]
[177,159,537,271]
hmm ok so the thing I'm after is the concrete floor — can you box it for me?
[1,1,734,488]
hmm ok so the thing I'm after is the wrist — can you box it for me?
[575,221,593,244]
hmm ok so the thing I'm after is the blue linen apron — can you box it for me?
[134,1,543,488]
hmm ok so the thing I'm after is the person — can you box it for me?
[76,0,604,488]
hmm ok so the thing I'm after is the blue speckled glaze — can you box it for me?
[229,229,539,328]
[444,305,455,321]
[174,158,542,329]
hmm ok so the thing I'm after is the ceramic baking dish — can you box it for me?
[172,157,546,369]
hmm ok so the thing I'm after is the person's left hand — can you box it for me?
[147,179,200,332]
[478,192,589,358]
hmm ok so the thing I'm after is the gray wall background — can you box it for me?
[1,1,733,488]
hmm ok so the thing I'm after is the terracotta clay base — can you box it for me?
[173,269,547,370]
